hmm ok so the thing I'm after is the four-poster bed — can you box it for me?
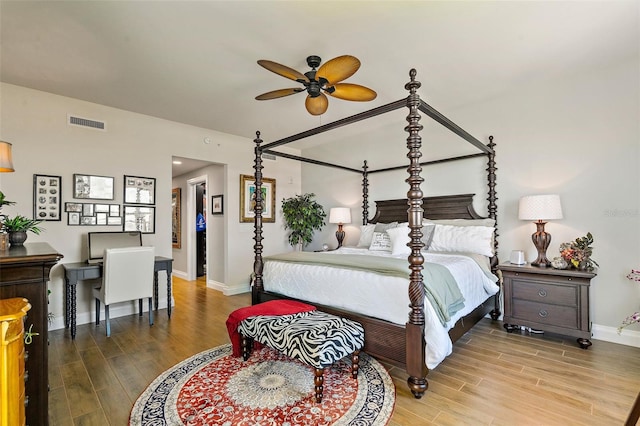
[250,69,500,398]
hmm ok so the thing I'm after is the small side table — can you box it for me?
[499,262,596,349]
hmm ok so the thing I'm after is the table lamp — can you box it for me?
[518,194,563,267]
[329,207,351,248]
[0,141,15,172]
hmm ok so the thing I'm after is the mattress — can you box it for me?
[262,247,499,368]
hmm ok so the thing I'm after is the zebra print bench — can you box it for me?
[238,310,365,403]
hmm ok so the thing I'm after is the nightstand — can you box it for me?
[499,262,597,349]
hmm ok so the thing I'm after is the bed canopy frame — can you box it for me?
[251,69,500,398]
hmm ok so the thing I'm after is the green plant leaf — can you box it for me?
[281,193,326,247]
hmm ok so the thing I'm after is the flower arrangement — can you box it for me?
[618,269,640,334]
[559,232,598,271]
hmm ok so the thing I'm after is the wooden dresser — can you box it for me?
[0,243,63,426]
[500,262,596,348]
[0,298,31,426]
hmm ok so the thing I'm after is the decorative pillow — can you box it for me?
[369,232,392,251]
[429,224,495,257]
[385,224,437,255]
[386,226,410,255]
[373,222,398,233]
[421,224,436,249]
[356,224,376,248]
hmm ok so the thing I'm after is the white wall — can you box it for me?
[301,58,640,345]
[0,83,301,329]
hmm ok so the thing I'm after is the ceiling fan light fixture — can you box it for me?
[255,54,375,115]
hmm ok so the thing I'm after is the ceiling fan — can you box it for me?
[255,55,377,115]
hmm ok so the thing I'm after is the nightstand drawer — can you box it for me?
[512,280,577,306]
[512,299,578,328]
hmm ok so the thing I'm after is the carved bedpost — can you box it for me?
[362,160,369,225]
[486,135,501,319]
[252,131,265,304]
[487,135,498,270]
[404,69,428,398]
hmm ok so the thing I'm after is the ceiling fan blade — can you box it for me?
[255,88,304,100]
[305,93,328,115]
[257,60,309,82]
[328,83,377,101]
[316,55,360,84]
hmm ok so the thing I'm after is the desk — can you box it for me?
[62,256,173,339]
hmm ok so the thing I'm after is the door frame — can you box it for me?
[186,174,208,281]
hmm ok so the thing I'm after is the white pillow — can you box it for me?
[386,226,410,255]
[429,224,495,257]
[369,232,392,251]
[373,222,398,233]
[357,224,376,248]
[386,224,436,255]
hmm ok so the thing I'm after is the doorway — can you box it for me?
[195,182,206,277]
[186,174,208,281]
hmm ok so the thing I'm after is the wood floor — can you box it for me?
[48,276,640,425]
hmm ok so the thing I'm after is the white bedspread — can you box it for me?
[262,247,499,368]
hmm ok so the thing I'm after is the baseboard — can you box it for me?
[591,323,640,347]
[223,283,251,296]
[206,278,250,296]
[172,269,188,280]
[206,279,225,292]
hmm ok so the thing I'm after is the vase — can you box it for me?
[8,231,27,246]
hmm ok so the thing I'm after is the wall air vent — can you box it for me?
[261,153,276,161]
[68,115,106,131]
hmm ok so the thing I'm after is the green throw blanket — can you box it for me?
[265,251,465,326]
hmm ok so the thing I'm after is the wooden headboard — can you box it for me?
[369,194,485,223]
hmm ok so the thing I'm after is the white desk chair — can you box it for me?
[93,246,155,337]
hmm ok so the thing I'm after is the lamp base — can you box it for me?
[530,221,551,267]
[335,224,345,248]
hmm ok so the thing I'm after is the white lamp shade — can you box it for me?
[0,141,14,172]
[518,194,563,221]
[329,207,351,224]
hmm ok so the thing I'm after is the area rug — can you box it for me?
[129,344,395,425]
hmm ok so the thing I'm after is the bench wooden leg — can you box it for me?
[351,350,360,379]
[314,368,324,403]
[241,334,253,361]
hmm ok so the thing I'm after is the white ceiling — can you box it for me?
[1,1,638,167]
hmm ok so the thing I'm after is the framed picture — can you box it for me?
[82,203,94,217]
[73,174,114,200]
[107,216,123,226]
[240,174,275,223]
[211,194,223,215]
[68,212,80,226]
[96,212,108,225]
[172,188,181,249]
[81,215,97,225]
[65,202,83,213]
[124,175,156,205]
[123,205,155,233]
[33,174,62,221]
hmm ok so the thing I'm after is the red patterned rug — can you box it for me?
[129,344,395,425]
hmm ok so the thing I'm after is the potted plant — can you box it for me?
[281,193,326,249]
[3,215,44,246]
